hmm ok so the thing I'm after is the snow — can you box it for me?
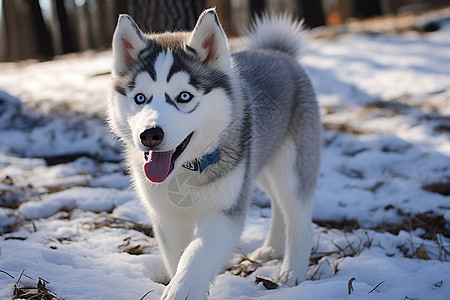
[1,12,450,300]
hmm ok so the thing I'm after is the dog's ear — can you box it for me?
[112,14,146,74]
[187,8,230,69]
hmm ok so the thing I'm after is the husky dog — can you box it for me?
[108,8,320,299]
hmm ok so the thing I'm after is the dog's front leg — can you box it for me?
[153,216,195,280]
[161,213,244,300]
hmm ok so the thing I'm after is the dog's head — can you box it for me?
[109,9,234,183]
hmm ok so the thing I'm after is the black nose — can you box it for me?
[140,127,164,148]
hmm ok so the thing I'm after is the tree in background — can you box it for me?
[2,0,53,61]
[127,0,205,32]
[248,0,325,29]
[249,0,265,18]
[300,0,325,28]
[1,0,126,61]
[54,0,78,54]
[1,0,446,61]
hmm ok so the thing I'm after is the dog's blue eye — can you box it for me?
[134,93,146,105]
[177,92,193,103]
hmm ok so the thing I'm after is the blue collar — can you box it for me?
[182,148,220,173]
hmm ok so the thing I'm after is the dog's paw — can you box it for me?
[248,246,283,261]
[161,274,207,300]
[277,267,306,287]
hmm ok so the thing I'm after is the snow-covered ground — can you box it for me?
[1,11,450,300]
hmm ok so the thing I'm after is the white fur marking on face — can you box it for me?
[154,51,174,83]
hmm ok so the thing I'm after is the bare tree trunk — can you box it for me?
[249,0,265,18]
[2,0,53,61]
[29,0,53,59]
[96,0,115,49]
[54,0,78,53]
[114,0,129,16]
[127,0,205,33]
[2,0,21,61]
[74,1,91,51]
[213,0,235,36]
[299,0,325,28]
[354,0,382,18]
[0,5,6,61]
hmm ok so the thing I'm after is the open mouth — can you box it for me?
[143,132,194,183]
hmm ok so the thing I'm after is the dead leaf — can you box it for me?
[255,277,278,290]
[414,248,430,260]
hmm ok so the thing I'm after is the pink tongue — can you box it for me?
[144,150,174,183]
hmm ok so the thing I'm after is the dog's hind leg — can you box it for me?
[255,137,317,286]
[249,173,286,261]
[277,181,313,286]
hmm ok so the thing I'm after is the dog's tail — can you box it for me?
[244,13,304,59]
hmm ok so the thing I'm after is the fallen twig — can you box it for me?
[0,269,14,279]
[348,277,356,295]
[139,290,154,300]
[368,281,385,294]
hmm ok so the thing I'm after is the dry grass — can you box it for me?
[422,180,450,196]
[118,236,152,255]
[315,210,450,262]
[10,269,64,300]
[322,121,368,136]
[226,210,449,288]
[0,211,37,236]
[226,251,262,278]
[315,211,450,240]
[82,215,154,238]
